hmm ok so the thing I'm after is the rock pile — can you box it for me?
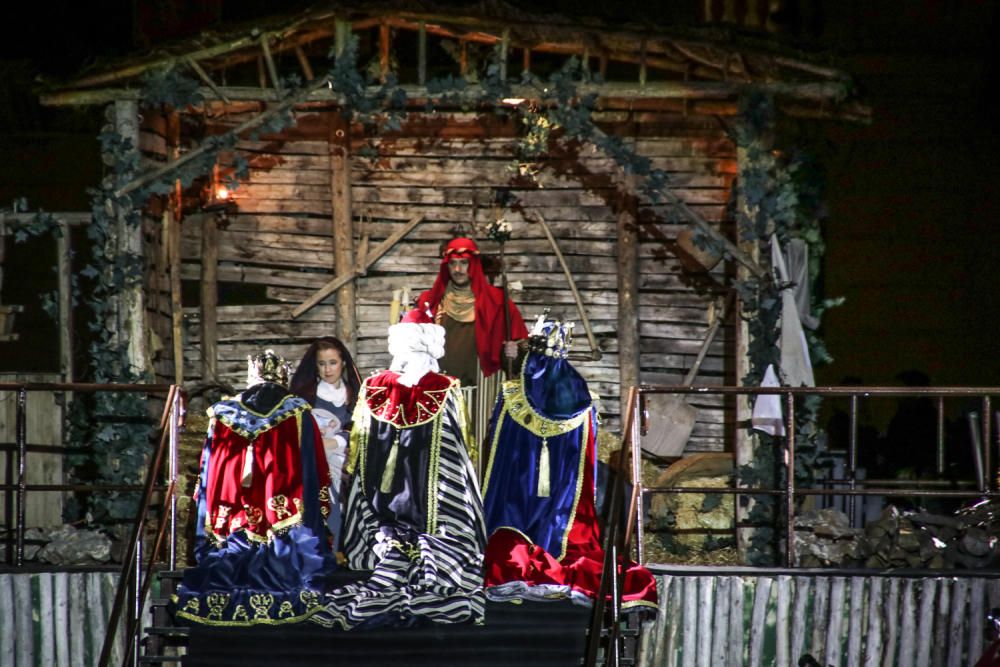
[795,501,1000,569]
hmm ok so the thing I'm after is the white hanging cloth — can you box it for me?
[771,236,815,388]
[752,364,786,436]
[785,238,820,330]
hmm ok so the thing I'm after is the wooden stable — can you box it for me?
[39,1,866,443]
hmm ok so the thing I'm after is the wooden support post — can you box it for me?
[256,55,267,90]
[500,29,509,81]
[379,22,390,82]
[334,20,350,58]
[582,47,590,79]
[522,48,531,76]
[167,210,183,386]
[259,34,282,98]
[200,213,218,383]
[459,40,468,79]
[293,45,314,82]
[112,100,149,379]
[417,21,427,85]
[599,54,608,80]
[56,221,73,382]
[639,39,648,88]
[330,113,356,348]
[616,179,640,427]
[734,156,761,565]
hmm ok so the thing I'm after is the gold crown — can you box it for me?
[527,313,573,359]
[246,349,293,387]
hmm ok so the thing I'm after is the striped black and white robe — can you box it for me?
[311,370,487,629]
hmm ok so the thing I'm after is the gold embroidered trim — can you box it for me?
[174,602,323,627]
[481,402,510,494]
[425,400,444,535]
[559,412,591,562]
[499,379,591,439]
[208,397,310,441]
[621,599,660,611]
[347,394,369,476]
[365,376,459,428]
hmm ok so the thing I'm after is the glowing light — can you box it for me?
[215,186,230,201]
[501,97,525,106]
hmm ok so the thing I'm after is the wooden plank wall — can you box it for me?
[139,113,178,384]
[639,572,1000,667]
[0,375,64,527]
[143,109,735,442]
[0,570,128,667]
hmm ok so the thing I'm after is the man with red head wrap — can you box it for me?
[416,237,528,387]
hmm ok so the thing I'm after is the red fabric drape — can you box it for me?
[416,251,527,377]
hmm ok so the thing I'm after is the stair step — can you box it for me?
[180,600,590,666]
[138,655,184,664]
[145,626,190,637]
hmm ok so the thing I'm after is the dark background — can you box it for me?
[1,0,998,431]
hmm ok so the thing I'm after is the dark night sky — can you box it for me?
[2,1,998,423]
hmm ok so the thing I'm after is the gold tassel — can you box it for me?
[380,432,400,494]
[241,445,254,488]
[537,438,550,497]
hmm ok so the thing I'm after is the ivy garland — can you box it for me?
[728,93,843,564]
[6,36,838,559]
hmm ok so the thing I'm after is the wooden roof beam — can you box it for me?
[185,56,231,104]
[65,12,330,89]
[294,45,315,81]
[259,34,283,98]
[56,4,852,92]
[41,79,858,108]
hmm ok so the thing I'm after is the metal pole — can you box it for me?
[785,391,796,568]
[936,396,946,475]
[847,394,858,526]
[15,387,27,567]
[631,390,644,565]
[3,392,13,565]
[131,538,143,667]
[984,397,993,492]
[168,389,180,568]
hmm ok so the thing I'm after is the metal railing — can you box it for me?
[584,384,1000,666]
[0,381,183,667]
[98,385,183,667]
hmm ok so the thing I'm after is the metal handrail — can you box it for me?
[0,381,182,666]
[630,384,1000,569]
[1,382,174,566]
[584,384,1000,666]
[98,385,183,667]
[584,386,640,667]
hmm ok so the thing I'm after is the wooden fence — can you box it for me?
[0,570,129,667]
[637,571,1000,667]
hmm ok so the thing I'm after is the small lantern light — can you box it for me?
[202,165,238,219]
